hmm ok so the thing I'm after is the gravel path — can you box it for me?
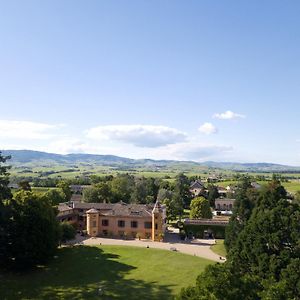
[72,234,225,262]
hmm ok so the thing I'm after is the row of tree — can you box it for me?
[177,176,300,299]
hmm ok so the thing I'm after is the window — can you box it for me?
[118,220,125,227]
[155,223,158,230]
[144,222,152,229]
[102,219,109,226]
[131,221,138,228]
[92,221,96,227]
[102,230,108,236]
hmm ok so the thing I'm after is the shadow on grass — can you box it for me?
[0,245,174,300]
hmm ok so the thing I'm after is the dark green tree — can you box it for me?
[174,173,192,208]
[43,189,66,206]
[207,184,219,207]
[6,190,60,269]
[110,174,134,203]
[0,153,12,267]
[60,222,76,243]
[18,180,31,191]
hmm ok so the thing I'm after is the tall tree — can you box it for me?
[6,191,60,269]
[190,197,212,219]
[43,189,66,206]
[174,173,192,208]
[178,180,300,300]
[207,184,219,208]
[56,180,72,202]
[0,153,12,267]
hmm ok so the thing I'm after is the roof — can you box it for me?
[57,203,73,212]
[86,208,99,214]
[71,201,156,218]
[215,197,235,202]
[190,180,204,189]
[184,218,229,226]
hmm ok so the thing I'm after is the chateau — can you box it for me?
[57,200,167,241]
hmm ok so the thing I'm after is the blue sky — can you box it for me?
[0,1,300,165]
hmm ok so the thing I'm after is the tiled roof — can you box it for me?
[190,180,204,189]
[71,201,155,218]
[57,203,73,212]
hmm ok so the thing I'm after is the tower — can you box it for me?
[151,200,164,241]
[86,208,100,237]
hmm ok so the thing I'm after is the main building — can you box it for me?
[57,200,166,242]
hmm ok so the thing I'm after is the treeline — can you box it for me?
[82,173,194,220]
[0,153,75,270]
[177,176,300,299]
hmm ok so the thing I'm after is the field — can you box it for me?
[0,245,213,300]
[210,240,227,257]
[217,180,300,194]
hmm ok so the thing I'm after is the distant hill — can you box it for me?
[1,150,300,173]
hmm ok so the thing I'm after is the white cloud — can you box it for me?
[213,110,245,120]
[0,120,62,139]
[198,123,218,135]
[86,124,187,147]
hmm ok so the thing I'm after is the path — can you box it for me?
[71,231,225,262]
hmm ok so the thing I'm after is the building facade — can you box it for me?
[58,201,166,242]
[215,198,235,211]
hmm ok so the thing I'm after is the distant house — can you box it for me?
[215,198,235,211]
[251,182,262,190]
[69,185,89,194]
[8,183,19,189]
[217,186,227,197]
[206,174,219,183]
[190,180,205,197]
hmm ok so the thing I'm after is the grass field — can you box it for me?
[0,245,213,300]
[210,240,227,257]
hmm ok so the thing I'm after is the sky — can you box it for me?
[0,1,300,165]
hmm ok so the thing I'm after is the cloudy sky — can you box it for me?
[0,1,300,165]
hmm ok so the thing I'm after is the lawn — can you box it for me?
[210,240,227,257]
[0,245,213,300]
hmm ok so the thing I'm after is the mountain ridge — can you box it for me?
[1,149,300,172]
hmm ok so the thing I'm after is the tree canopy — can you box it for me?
[178,178,300,299]
[190,197,212,219]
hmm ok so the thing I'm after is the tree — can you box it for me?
[131,178,148,204]
[60,222,76,243]
[83,185,110,203]
[5,190,60,269]
[0,152,12,201]
[207,184,219,207]
[56,180,72,202]
[294,190,300,205]
[178,179,300,299]
[225,176,257,251]
[0,153,12,267]
[110,174,134,203]
[18,180,31,191]
[190,197,212,219]
[157,188,172,203]
[43,189,66,206]
[174,173,192,208]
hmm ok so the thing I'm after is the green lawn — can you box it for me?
[0,245,213,300]
[210,240,227,257]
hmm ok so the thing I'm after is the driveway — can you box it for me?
[71,231,224,262]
